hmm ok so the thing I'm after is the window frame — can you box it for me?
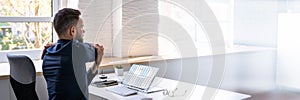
[0,0,60,63]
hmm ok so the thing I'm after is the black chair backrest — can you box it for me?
[7,54,39,100]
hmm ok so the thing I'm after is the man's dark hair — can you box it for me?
[53,8,81,36]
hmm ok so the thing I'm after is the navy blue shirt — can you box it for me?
[42,39,96,100]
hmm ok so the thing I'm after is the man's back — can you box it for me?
[42,39,95,100]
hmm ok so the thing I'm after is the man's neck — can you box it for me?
[58,37,72,40]
[58,34,73,40]
[58,36,83,42]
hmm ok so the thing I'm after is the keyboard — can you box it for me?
[106,85,138,96]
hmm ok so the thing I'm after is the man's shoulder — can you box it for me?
[71,40,95,57]
[72,40,93,48]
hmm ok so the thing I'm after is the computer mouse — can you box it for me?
[140,97,152,100]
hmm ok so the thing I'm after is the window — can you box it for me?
[158,0,233,56]
[0,0,59,62]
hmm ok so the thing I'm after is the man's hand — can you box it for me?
[41,43,56,59]
[94,44,104,66]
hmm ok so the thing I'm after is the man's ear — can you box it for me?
[69,26,76,37]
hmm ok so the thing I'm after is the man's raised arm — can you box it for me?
[87,44,104,84]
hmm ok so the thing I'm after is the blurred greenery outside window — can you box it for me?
[0,0,53,50]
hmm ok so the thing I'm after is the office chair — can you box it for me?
[7,54,39,100]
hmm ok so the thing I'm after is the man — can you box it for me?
[42,8,104,100]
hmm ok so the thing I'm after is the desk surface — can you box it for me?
[89,73,251,100]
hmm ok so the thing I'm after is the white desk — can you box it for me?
[88,73,251,100]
